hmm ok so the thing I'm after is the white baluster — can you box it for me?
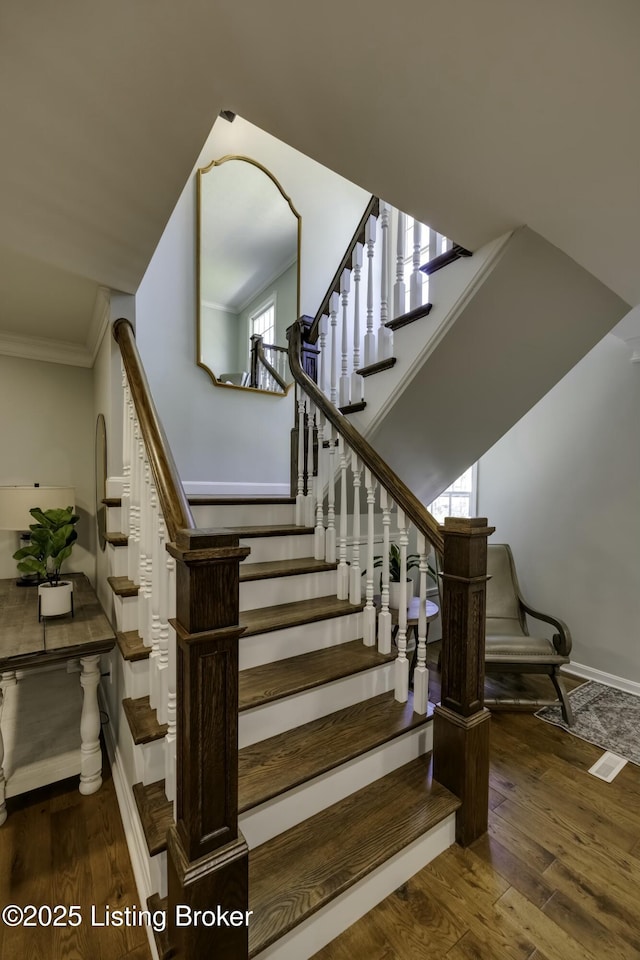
[305,402,317,527]
[363,469,377,646]
[413,531,429,715]
[325,426,337,564]
[378,489,392,653]
[351,242,364,402]
[379,201,393,360]
[314,412,326,561]
[148,482,161,711]
[393,209,406,319]
[121,368,131,537]
[428,227,438,262]
[337,435,349,600]
[349,452,362,604]
[410,219,423,310]
[127,416,138,583]
[165,554,177,809]
[339,268,351,407]
[296,390,306,525]
[395,508,409,703]
[156,517,169,725]
[318,314,328,396]
[329,291,339,405]
[364,215,377,367]
[137,459,150,642]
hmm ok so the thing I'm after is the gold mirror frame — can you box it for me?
[95,413,107,552]
[196,155,301,396]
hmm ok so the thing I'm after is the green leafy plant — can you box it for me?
[365,543,437,583]
[13,506,79,586]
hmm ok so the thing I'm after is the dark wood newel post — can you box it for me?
[165,528,251,960]
[434,517,495,847]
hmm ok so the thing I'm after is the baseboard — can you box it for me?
[99,689,159,960]
[562,662,640,696]
[182,480,290,496]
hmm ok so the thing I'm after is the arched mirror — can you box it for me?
[197,155,300,394]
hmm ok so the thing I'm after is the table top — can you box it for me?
[0,573,115,671]
[374,595,439,624]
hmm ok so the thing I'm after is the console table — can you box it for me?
[0,573,115,824]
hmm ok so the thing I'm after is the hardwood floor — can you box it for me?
[313,656,640,960]
[0,746,151,960]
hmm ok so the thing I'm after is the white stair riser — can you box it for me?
[240,534,315,564]
[111,594,139,633]
[190,503,295,527]
[240,723,432,848]
[240,611,363,670]
[239,663,393,747]
[122,655,150,700]
[252,815,456,960]
[108,542,128,577]
[240,570,337,611]
[105,505,122,530]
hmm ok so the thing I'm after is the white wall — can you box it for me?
[135,116,368,485]
[0,354,95,581]
[477,333,640,685]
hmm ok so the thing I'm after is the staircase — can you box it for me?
[103,492,460,958]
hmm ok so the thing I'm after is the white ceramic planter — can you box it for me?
[389,579,414,611]
[38,580,74,619]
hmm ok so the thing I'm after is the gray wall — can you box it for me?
[477,333,640,685]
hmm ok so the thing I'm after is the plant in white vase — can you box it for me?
[13,506,79,619]
[368,543,437,610]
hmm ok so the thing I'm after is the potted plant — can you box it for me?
[13,506,79,619]
[369,543,437,610]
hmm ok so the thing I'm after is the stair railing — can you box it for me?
[113,318,250,959]
[249,333,289,392]
[306,196,457,413]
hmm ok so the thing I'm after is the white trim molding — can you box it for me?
[562,661,640,697]
[0,329,93,367]
[182,480,291,496]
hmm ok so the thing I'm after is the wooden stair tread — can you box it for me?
[355,357,397,377]
[240,595,364,637]
[116,630,149,662]
[134,780,173,856]
[239,691,432,812]
[123,696,167,744]
[338,400,367,414]
[102,496,121,507]
[239,637,393,710]
[188,495,295,505]
[104,531,128,546]
[420,243,472,276]
[240,556,337,581]
[385,301,433,331]
[227,524,313,538]
[248,756,460,956]
[107,575,139,597]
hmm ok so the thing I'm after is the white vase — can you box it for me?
[38,580,74,619]
[388,579,414,611]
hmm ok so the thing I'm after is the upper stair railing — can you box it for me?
[305,196,468,414]
[113,318,250,959]
[249,334,289,392]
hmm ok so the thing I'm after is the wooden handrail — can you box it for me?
[307,195,380,344]
[254,337,288,392]
[288,319,444,555]
[113,318,195,541]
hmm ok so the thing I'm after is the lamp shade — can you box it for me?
[0,486,76,531]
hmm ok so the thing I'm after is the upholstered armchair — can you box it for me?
[484,544,574,725]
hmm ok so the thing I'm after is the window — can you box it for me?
[251,299,276,344]
[427,465,477,523]
[400,215,451,314]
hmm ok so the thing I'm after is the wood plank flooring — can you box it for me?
[0,749,151,960]
[313,662,640,960]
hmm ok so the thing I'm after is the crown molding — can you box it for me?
[0,329,92,367]
[86,286,112,364]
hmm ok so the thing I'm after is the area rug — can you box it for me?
[536,680,640,766]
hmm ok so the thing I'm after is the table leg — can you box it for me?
[79,655,103,796]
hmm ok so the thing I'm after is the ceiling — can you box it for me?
[1,0,639,362]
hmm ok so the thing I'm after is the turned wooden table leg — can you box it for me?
[79,655,103,796]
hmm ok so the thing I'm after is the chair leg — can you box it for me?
[551,669,574,726]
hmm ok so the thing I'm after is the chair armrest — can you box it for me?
[519,600,572,656]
